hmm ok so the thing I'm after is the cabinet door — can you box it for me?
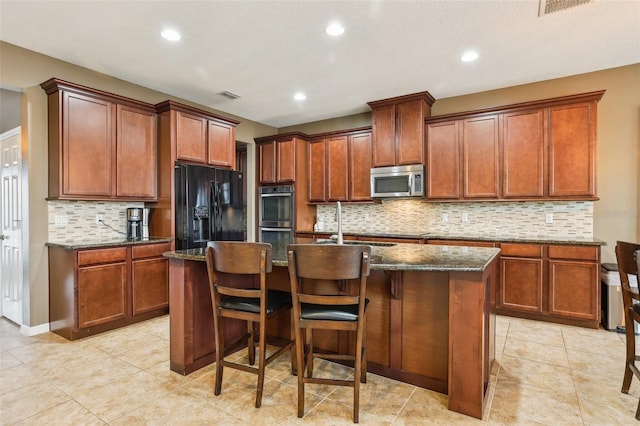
[502,110,545,198]
[62,91,114,197]
[132,257,169,315]
[307,139,326,202]
[77,262,127,328]
[396,99,425,165]
[116,104,157,199]
[500,257,543,312]
[548,102,596,197]
[463,115,499,198]
[371,104,396,167]
[277,138,296,182]
[548,260,599,320]
[176,111,207,163]
[426,121,460,199]
[207,119,235,169]
[259,141,277,184]
[349,132,372,201]
[327,136,349,201]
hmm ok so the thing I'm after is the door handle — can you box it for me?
[0,234,7,240]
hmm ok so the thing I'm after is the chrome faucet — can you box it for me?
[335,201,344,244]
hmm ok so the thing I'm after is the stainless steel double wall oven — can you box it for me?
[258,185,294,254]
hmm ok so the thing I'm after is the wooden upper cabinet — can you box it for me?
[175,111,207,163]
[327,135,349,201]
[41,78,158,201]
[276,138,296,182]
[349,132,373,201]
[463,114,500,199]
[305,129,372,203]
[116,104,157,198]
[502,109,545,198]
[157,100,240,169]
[396,99,427,165]
[307,139,326,202]
[62,90,114,197]
[368,91,435,167]
[258,140,277,184]
[548,101,597,198]
[256,137,297,185]
[371,104,396,167]
[425,90,603,202]
[208,119,236,169]
[426,120,460,200]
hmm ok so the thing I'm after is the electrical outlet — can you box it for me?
[441,213,449,223]
[364,213,370,221]
[462,212,469,222]
[96,214,104,224]
[54,215,68,226]
[545,213,553,224]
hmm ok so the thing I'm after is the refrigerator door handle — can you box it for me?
[210,180,222,241]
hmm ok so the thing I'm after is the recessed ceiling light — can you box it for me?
[294,92,306,101]
[325,22,345,36]
[461,51,479,62]
[161,29,181,41]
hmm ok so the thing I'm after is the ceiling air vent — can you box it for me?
[218,90,241,100]
[539,0,591,16]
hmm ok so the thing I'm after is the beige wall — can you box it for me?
[1,39,637,328]
[282,65,640,264]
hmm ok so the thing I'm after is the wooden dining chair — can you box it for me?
[615,240,640,420]
[287,243,371,423]
[205,241,294,408]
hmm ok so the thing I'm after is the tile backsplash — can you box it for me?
[48,200,144,242]
[315,199,593,238]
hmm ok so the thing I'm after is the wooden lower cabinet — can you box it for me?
[78,262,128,328]
[48,241,170,340]
[429,240,600,327]
[132,243,170,315]
[499,243,543,313]
[498,243,600,327]
[547,245,600,321]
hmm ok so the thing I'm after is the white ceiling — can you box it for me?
[1,0,638,128]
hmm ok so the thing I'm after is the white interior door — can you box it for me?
[1,127,23,325]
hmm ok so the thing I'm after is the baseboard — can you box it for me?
[21,322,51,336]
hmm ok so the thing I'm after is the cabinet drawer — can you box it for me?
[548,245,598,261]
[500,243,543,258]
[132,242,171,260]
[77,247,127,266]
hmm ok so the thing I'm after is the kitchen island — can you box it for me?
[164,240,500,419]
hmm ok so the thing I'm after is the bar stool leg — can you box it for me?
[255,320,267,408]
[248,320,256,365]
[213,315,224,396]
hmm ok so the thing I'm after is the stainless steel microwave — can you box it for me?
[370,164,425,198]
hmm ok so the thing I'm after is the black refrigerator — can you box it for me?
[175,163,245,250]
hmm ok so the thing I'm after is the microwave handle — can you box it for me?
[409,174,414,195]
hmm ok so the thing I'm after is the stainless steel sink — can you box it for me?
[314,239,396,247]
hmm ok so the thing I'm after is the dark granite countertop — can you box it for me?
[46,237,173,250]
[164,239,501,272]
[295,230,605,246]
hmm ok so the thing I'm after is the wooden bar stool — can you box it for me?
[205,241,294,408]
[286,243,371,423]
[616,240,640,420]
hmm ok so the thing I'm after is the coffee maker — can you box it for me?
[126,208,142,241]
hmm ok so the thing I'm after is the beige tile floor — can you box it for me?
[1,314,638,425]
